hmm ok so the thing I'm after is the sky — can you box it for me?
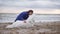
[0,0,60,14]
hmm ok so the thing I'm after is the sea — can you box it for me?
[0,13,60,23]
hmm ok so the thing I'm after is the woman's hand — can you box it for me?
[24,20,26,23]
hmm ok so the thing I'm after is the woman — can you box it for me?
[6,10,34,28]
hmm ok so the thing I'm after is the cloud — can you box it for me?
[0,0,60,9]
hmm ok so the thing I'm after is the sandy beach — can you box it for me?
[0,21,60,34]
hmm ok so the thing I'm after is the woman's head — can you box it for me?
[28,10,33,15]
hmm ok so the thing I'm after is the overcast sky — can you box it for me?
[0,0,60,13]
[0,0,60,9]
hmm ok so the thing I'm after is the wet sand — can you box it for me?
[0,21,60,34]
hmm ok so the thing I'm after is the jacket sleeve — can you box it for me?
[18,12,27,20]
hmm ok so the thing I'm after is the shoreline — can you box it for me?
[0,21,60,34]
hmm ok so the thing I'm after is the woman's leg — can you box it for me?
[6,21,24,28]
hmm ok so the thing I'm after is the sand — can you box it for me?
[0,21,60,34]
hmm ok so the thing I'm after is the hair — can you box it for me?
[28,10,33,13]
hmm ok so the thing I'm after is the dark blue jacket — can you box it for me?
[15,12,29,22]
